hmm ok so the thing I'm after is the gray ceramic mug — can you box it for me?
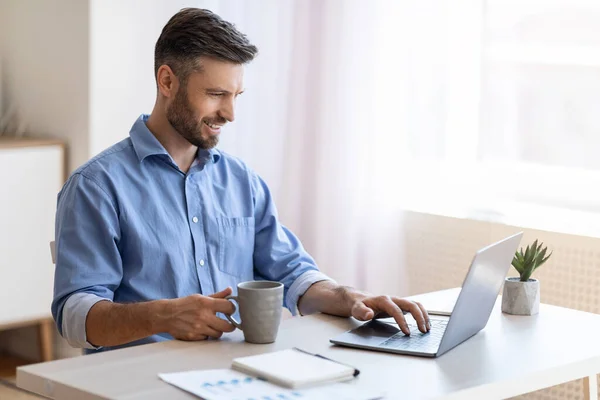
[225,281,284,344]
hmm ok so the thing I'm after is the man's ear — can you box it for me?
[156,65,179,99]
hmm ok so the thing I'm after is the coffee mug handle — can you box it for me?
[225,295,243,330]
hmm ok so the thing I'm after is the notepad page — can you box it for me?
[231,349,355,388]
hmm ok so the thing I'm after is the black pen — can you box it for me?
[292,347,361,377]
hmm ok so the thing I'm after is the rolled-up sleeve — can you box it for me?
[251,174,334,315]
[61,292,111,349]
[51,172,122,347]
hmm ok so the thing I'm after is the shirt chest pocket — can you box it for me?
[217,217,255,278]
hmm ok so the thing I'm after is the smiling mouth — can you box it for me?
[203,120,223,130]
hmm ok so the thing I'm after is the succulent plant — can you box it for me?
[511,239,552,282]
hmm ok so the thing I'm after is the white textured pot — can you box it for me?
[501,277,540,315]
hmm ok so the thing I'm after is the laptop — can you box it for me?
[329,232,523,358]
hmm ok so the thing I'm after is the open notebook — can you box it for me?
[231,348,359,389]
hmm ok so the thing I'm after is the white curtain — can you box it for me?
[213,0,432,295]
[212,0,465,295]
[212,0,600,293]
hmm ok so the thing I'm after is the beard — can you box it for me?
[166,86,223,150]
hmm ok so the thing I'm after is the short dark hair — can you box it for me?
[154,8,258,84]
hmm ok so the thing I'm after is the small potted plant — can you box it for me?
[501,239,552,315]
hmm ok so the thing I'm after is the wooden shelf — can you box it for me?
[0,137,65,149]
[0,317,52,332]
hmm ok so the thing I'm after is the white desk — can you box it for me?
[17,289,600,400]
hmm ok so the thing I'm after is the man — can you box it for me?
[52,8,430,353]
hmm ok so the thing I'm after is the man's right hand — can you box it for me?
[163,287,237,341]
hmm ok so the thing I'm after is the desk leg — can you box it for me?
[583,375,598,400]
[38,319,54,362]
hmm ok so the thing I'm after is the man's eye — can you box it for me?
[209,93,224,97]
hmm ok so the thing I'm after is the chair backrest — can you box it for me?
[50,241,56,264]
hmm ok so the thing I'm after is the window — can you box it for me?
[387,0,600,235]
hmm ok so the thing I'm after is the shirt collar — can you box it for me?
[129,114,221,164]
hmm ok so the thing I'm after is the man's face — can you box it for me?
[166,58,244,149]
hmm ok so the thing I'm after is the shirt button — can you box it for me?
[199,259,205,266]
[192,216,198,223]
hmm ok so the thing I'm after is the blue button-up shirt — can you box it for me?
[51,114,332,352]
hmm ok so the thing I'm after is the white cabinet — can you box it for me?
[0,139,64,329]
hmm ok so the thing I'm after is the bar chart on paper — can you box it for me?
[158,369,383,400]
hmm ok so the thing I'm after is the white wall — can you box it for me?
[0,0,232,169]
[0,0,90,171]
[0,0,289,173]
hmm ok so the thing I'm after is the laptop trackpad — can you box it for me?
[332,320,405,346]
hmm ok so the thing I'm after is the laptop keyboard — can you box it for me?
[379,319,448,353]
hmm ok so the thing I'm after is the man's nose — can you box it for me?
[219,99,235,123]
